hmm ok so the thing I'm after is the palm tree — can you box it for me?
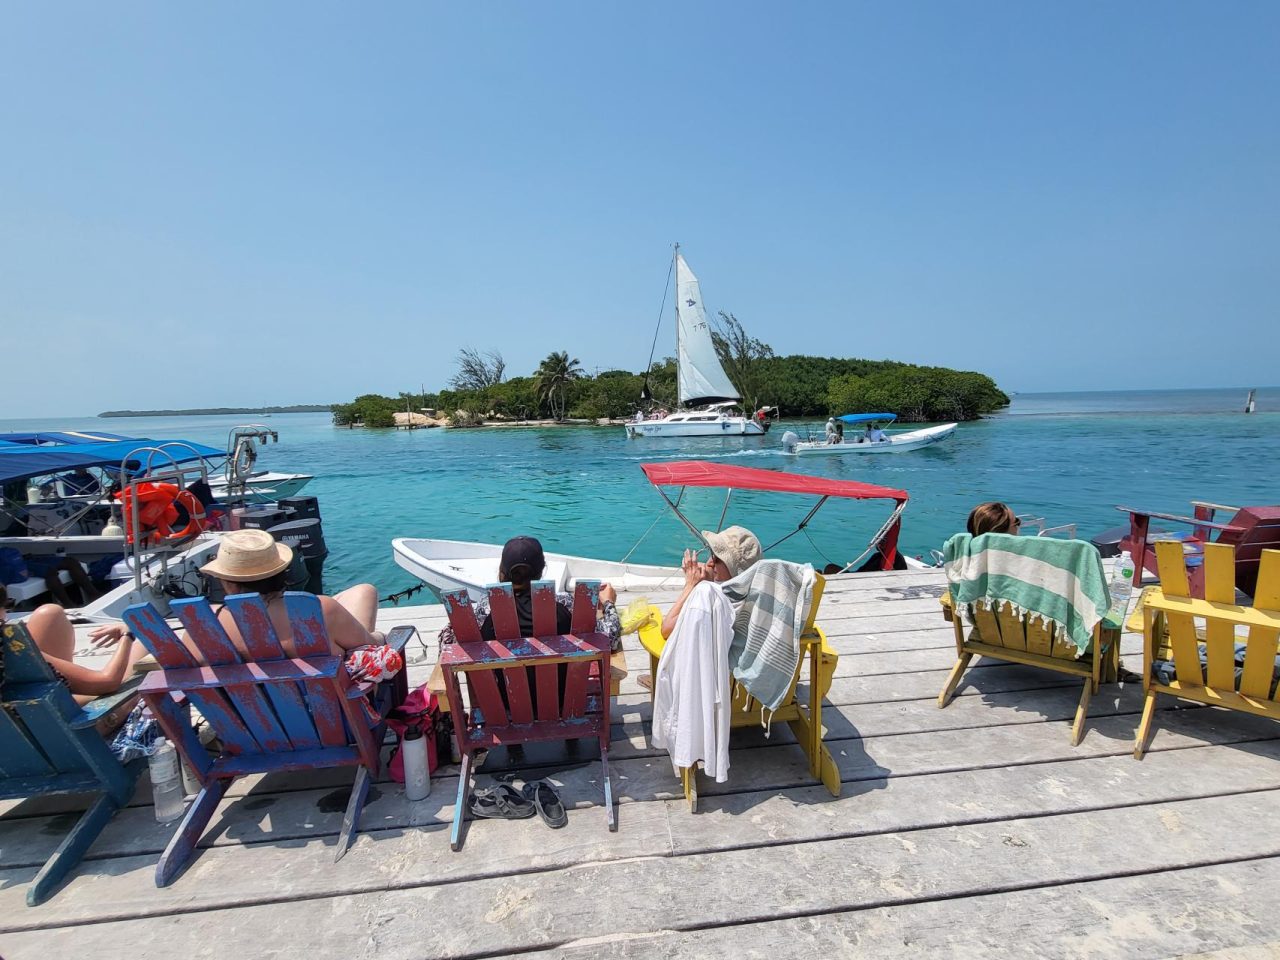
[533,351,583,421]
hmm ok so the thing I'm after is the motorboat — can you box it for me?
[625,247,770,438]
[782,413,956,455]
[393,459,918,601]
[208,426,313,502]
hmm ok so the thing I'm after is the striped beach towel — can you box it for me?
[942,533,1110,655]
[721,559,816,714]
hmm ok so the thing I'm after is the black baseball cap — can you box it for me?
[500,536,546,579]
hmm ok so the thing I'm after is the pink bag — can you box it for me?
[385,686,444,782]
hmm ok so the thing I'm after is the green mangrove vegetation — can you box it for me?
[332,315,1009,428]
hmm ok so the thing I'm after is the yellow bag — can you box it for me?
[619,597,654,635]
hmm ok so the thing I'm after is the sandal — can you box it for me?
[521,779,568,829]
[467,783,536,820]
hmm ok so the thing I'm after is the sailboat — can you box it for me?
[625,247,769,438]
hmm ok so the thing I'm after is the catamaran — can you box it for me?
[782,413,956,456]
[625,247,769,438]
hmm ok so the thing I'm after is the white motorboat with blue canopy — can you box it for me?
[782,413,956,456]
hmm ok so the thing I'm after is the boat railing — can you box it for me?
[118,445,212,595]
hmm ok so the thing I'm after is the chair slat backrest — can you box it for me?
[440,580,609,734]
[124,592,363,759]
[1150,542,1280,705]
[0,622,133,800]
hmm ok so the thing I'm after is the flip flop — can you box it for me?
[521,779,568,829]
[468,783,536,820]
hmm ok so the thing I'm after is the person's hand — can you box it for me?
[88,623,130,649]
[681,549,711,590]
[598,583,617,605]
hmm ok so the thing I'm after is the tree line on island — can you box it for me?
[332,313,1009,429]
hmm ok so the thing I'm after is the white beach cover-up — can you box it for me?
[650,581,734,782]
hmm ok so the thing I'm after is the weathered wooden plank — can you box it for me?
[531,859,1280,960]
[5,791,1280,956]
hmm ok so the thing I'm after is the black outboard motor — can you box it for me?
[269,518,328,594]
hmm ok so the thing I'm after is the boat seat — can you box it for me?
[5,570,73,605]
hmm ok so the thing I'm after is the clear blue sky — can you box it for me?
[2,2,1277,416]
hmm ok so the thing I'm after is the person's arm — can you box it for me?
[661,549,713,638]
[318,595,379,652]
[596,583,622,649]
[46,632,136,697]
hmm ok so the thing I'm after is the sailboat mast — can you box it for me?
[673,242,681,410]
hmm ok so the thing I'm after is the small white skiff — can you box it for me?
[392,537,685,601]
[783,417,956,455]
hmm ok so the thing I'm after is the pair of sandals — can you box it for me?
[468,778,567,829]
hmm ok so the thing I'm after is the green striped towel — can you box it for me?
[722,559,816,715]
[942,533,1111,655]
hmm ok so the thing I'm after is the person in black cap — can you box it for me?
[438,535,620,647]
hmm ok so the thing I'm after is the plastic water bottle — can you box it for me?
[401,726,431,801]
[1105,550,1136,626]
[148,739,186,823]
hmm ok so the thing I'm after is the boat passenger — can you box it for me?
[61,467,102,496]
[437,535,621,648]
[824,418,838,444]
[967,501,1021,537]
[868,425,888,443]
[200,529,387,659]
[1,583,147,729]
[22,553,102,606]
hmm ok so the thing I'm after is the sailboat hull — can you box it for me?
[624,415,767,438]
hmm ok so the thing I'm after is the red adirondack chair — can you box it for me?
[439,579,615,851]
[1119,503,1280,599]
[122,592,413,886]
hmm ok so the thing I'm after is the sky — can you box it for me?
[2,2,1277,417]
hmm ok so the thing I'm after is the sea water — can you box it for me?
[4,387,1277,601]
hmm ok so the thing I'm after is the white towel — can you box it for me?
[650,581,734,782]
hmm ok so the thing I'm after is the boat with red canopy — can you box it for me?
[392,460,914,600]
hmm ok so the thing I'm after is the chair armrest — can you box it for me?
[939,592,954,622]
[70,673,146,730]
[347,626,418,699]
[1116,506,1243,533]
[385,624,415,656]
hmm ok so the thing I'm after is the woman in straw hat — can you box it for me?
[200,529,384,658]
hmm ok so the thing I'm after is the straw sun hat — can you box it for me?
[200,529,293,582]
[701,526,762,577]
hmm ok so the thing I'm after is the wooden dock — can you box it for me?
[4,567,1280,958]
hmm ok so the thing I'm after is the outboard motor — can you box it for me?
[269,518,328,594]
[781,430,800,454]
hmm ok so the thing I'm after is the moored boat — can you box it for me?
[393,460,920,601]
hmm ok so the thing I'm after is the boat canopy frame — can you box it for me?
[639,460,910,572]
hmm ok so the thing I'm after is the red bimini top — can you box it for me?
[641,461,908,504]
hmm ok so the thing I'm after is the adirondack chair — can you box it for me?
[938,590,1120,746]
[0,620,142,905]
[636,572,839,811]
[121,593,414,885]
[439,580,614,850]
[1119,503,1280,599]
[1133,542,1280,759]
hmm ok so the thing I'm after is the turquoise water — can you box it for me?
[4,387,1277,601]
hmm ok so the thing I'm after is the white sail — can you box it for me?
[676,253,740,407]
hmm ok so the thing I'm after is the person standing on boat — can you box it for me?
[825,418,838,444]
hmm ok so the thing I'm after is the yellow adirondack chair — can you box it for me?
[1133,542,1280,759]
[938,592,1120,745]
[637,573,839,810]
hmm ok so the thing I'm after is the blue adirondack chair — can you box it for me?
[121,592,414,886]
[0,620,143,905]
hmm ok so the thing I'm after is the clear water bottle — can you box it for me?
[1105,550,1136,626]
[148,739,186,823]
[401,726,431,801]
